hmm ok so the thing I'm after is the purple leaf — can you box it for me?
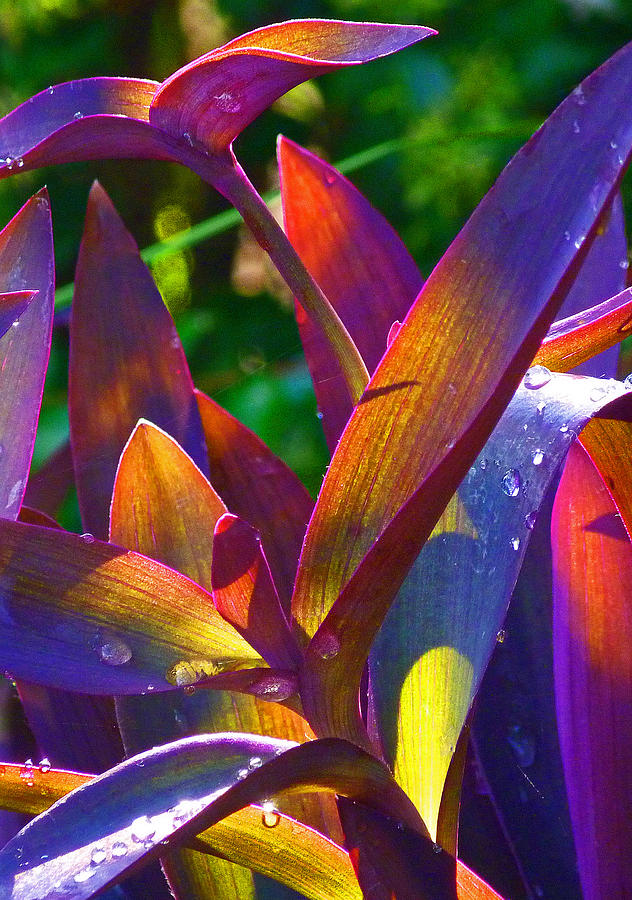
[278,137,423,451]
[0,735,426,899]
[0,291,36,340]
[150,21,434,153]
[69,181,208,539]
[0,190,54,520]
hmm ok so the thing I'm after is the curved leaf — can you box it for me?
[552,436,632,899]
[0,520,259,694]
[0,735,425,899]
[70,182,209,540]
[292,37,632,644]
[0,291,36,340]
[196,388,313,609]
[536,287,632,373]
[0,762,91,817]
[278,137,423,450]
[150,21,434,153]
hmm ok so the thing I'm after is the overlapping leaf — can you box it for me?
[278,137,423,449]
[552,435,632,899]
[195,389,313,609]
[299,375,632,834]
[0,520,259,694]
[292,39,632,649]
[0,735,425,900]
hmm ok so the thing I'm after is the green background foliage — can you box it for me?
[1,0,631,513]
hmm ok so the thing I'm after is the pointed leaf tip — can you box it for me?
[150,20,434,152]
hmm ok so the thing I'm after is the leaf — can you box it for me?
[196,389,313,610]
[551,436,632,899]
[278,137,423,450]
[0,190,54,520]
[69,181,209,540]
[292,39,632,646]
[0,763,502,900]
[300,374,632,832]
[110,420,225,591]
[0,78,180,177]
[535,286,632,373]
[150,21,434,153]
[0,735,426,900]
[211,513,302,671]
[0,520,259,694]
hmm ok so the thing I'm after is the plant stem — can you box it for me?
[203,152,370,408]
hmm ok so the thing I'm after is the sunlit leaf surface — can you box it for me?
[552,437,632,900]
[0,735,424,900]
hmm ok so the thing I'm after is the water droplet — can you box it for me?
[479,458,488,470]
[620,258,630,270]
[316,411,324,420]
[312,629,340,660]
[496,629,506,643]
[325,172,336,186]
[20,759,34,786]
[73,111,83,119]
[590,385,607,402]
[237,768,249,780]
[47,86,54,95]
[572,84,586,105]
[80,532,95,544]
[16,157,24,168]
[94,635,133,666]
[432,842,442,854]
[261,801,280,828]
[111,841,128,858]
[525,511,537,530]
[559,423,569,434]
[536,402,546,417]
[74,867,96,883]
[248,756,263,770]
[253,675,296,701]
[610,139,618,150]
[38,758,51,773]
[573,120,580,134]
[563,230,571,241]
[131,814,156,844]
[213,91,241,113]
[510,537,520,551]
[501,469,521,498]
[523,365,552,390]
[574,235,585,250]
[182,131,193,146]
[90,847,107,865]
[624,373,632,390]
[532,449,545,466]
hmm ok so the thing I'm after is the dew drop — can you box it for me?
[501,469,521,498]
[316,411,324,420]
[572,84,586,106]
[90,847,107,866]
[131,814,156,844]
[496,629,506,643]
[624,373,632,390]
[38,758,51,773]
[559,423,569,434]
[510,537,520,551]
[574,235,585,250]
[532,449,545,466]
[525,511,537,531]
[261,801,280,828]
[16,157,23,168]
[95,635,133,666]
[253,676,296,701]
[523,365,552,390]
[563,230,571,241]
[213,91,241,113]
[572,120,580,134]
[73,111,83,119]
[112,841,128,858]
[313,629,340,660]
[432,842,442,854]
[248,756,263,770]
[536,401,546,417]
[237,768,249,780]
[610,139,618,150]
[74,867,96,883]
[620,258,629,270]
[590,385,607,402]
[80,532,95,544]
